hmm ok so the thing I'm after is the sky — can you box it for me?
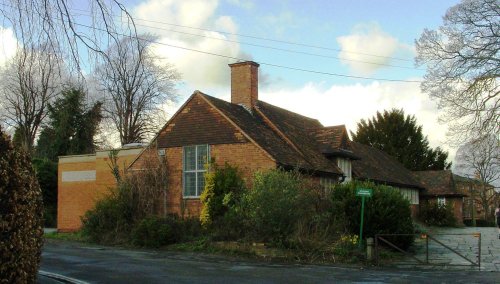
[0,0,463,161]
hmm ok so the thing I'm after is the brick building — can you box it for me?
[58,61,429,231]
[57,146,142,231]
[413,170,467,225]
[454,174,497,222]
[128,61,424,217]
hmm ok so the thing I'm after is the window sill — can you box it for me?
[183,196,200,200]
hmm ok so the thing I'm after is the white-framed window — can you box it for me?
[337,158,352,183]
[183,144,209,198]
[437,197,446,206]
[398,188,420,205]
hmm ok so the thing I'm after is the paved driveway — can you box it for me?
[40,239,499,283]
[393,226,500,271]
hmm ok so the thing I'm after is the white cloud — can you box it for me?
[0,27,18,67]
[215,16,238,35]
[260,80,456,160]
[133,0,245,89]
[336,23,412,75]
[225,0,254,10]
[261,11,296,36]
[134,0,218,33]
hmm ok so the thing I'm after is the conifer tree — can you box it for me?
[36,88,102,161]
[351,109,451,171]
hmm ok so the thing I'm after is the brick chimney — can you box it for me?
[229,61,259,109]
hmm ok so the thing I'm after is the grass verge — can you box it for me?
[44,231,87,242]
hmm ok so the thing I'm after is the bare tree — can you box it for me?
[454,134,500,220]
[0,0,137,73]
[0,0,139,151]
[415,0,499,143]
[95,35,180,145]
[0,46,62,152]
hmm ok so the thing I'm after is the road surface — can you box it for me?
[40,239,499,283]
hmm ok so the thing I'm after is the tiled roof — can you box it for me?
[314,125,346,150]
[351,141,424,189]
[453,174,494,188]
[200,93,343,176]
[255,101,344,175]
[413,170,466,197]
[311,126,359,159]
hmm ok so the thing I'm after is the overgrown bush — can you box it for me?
[419,201,456,227]
[0,127,44,283]
[81,182,135,244]
[132,216,175,248]
[200,162,246,239]
[330,181,415,249]
[242,169,317,246]
[81,150,169,244]
[132,215,202,248]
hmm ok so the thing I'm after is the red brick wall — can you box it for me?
[163,143,276,217]
[450,197,464,225]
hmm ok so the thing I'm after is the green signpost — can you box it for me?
[356,188,373,248]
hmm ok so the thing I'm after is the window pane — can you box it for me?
[197,145,208,170]
[184,172,196,196]
[184,146,196,171]
[197,172,206,196]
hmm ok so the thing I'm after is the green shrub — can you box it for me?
[131,214,203,247]
[243,169,316,246]
[132,216,174,248]
[200,163,245,223]
[330,181,415,249]
[419,201,456,227]
[200,162,246,239]
[463,219,496,227]
[81,182,134,244]
[32,157,58,227]
[0,127,44,283]
[179,216,203,241]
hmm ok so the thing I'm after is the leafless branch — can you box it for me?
[416,0,500,145]
[94,34,180,145]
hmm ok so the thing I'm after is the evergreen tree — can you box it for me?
[36,88,102,161]
[32,157,58,227]
[351,109,451,171]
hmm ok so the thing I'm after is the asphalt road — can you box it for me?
[40,239,500,283]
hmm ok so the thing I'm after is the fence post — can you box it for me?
[426,235,429,264]
[375,235,379,266]
[366,237,374,261]
[478,233,481,271]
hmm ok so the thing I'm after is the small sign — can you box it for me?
[356,188,373,197]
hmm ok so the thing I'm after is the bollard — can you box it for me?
[366,237,374,261]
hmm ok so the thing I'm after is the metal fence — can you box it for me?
[375,233,481,270]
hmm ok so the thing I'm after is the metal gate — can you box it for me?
[375,233,481,270]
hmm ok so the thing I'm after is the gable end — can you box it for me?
[157,94,248,148]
